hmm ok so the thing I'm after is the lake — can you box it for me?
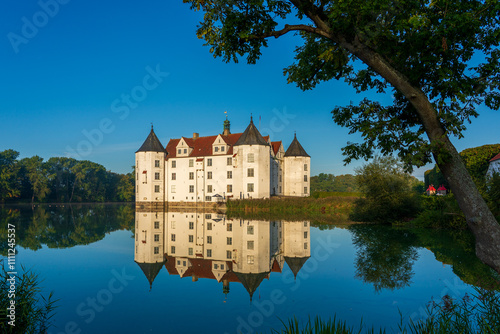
[1,204,498,334]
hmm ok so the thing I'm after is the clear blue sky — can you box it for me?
[1,1,497,179]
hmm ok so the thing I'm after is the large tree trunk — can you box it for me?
[340,37,500,274]
[434,137,500,272]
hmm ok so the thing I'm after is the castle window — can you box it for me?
[172,173,176,180]
[207,249,212,257]
[247,241,254,250]
[215,147,219,152]
[226,251,232,259]
[154,221,159,229]
[304,231,308,238]
[247,256,254,264]
[155,160,160,167]
[171,160,176,168]
[227,157,232,166]
[207,236,212,244]
[227,171,232,179]
[304,187,308,194]
[304,164,308,171]
[304,221,308,227]
[247,168,254,177]
[189,235,194,242]
[279,175,282,182]
[207,172,212,179]
[205,214,212,219]
[171,185,176,193]
[171,234,176,241]
[154,185,160,193]
[227,184,232,193]
[189,159,194,167]
[189,221,194,229]
[221,146,225,152]
[304,243,308,250]
[279,186,282,193]
[247,153,254,163]
[189,185,194,193]
[177,149,181,154]
[205,196,212,201]
[227,237,232,245]
[227,223,232,232]
[207,158,212,166]
[154,247,159,254]
[171,246,175,254]
[189,172,194,180]
[184,149,187,154]
[155,172,160,180]
[304,175,308,182]
[207,223,212,230]
[188,248,193,256]
[154,234,160,242]
[247,226,254,235]
[247,183,254,192]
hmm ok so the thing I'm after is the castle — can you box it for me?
[135,117,310,208]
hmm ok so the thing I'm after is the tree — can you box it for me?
[351,156,420,223]
[185,0,500,272]
[19,156,50,203]
[116,167,135,202]
[0,149,20,202]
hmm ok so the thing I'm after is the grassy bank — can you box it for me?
[226,194,358,223]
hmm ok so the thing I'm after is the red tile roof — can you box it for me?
[437,185,447,191]
[490,152,500,162]
[427,185,436,191]
[271,141,282,156]
[165,133,243,159]
[271,258,282,273]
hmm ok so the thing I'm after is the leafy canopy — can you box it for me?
[185,0,500,171]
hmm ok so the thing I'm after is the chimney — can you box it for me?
[193,132,199,140]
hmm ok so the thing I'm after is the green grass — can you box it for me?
[226,195,358,223]
[1,262,58,334]
[267,288,500,333]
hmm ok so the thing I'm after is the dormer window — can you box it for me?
[221,146,225,152]
[215,147,219,152]
[177,149,181,154]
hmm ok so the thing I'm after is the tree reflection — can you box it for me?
[349,224,419,292]
[0,204,134,254]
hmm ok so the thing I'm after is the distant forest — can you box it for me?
[0,149,134,203]
[310,173,359,193]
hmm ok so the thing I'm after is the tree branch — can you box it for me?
[244,24,330,41]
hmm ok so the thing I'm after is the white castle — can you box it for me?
[134,210,311,299]
[135,117,310,208]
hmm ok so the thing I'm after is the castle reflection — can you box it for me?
[134,210,310,300]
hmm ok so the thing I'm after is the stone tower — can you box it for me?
[283,134,310,197]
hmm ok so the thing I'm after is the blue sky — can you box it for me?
[1,1,497,179]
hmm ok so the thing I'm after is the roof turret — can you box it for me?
[284,134,310,157]
[234,116,269,146]
[136,125,165,153]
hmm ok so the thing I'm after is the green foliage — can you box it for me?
[411,195,467,229]
[185,0,500,171]
[0,264,58,334]
[0,150,134,203]
[350,157,421,223]
[310,173,359,193]
[486,172,500,220]
[425,144,500,193]
[268,288,500,334]
[0,150,21,201]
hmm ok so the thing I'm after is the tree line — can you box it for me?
[0,149,134,203]
[310,173,359,193]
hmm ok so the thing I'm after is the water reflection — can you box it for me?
[134,210,311,299]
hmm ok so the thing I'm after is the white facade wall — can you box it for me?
[283,221,310,259]
[135,151,165,202]
[134,211,165,264]
[487,160,500,178]
[283,156,311,197]
[233,145,271,199]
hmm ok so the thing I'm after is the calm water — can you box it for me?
[1,204,499,334]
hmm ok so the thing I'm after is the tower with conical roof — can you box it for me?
[134,211,166,290]
[135,125,166,209]
[283,221,311,280]
[233,116,271,199]
[283,134,310,197]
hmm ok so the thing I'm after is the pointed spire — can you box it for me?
[234,272,268,301]
[234,116,269,146]
[135,261,165,290]
[136,126,165,152]
[284,256,310,279]
[284,134,310,157]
